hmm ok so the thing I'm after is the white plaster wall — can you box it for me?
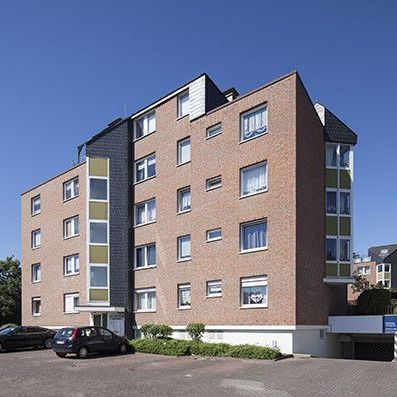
[188,76,206,121]
[293,329,341,358]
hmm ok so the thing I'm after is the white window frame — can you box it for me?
[240,219,268,253]
[206,228,222,242]
[326,143,352,170]
[206,123,222,139]
[64,216,80,239]
[32,263,41,283]
[64,293,80,314]
[206,176,222,191]
[177,186,191,214]
[63,177,79,201]
[89,264,109,289]
[326,236,338,263]
[134,198,156,226]
[240,162,268,198]
[134,153,156,183]
[89,221,108,245]
[240,276,268,308]
[134,243,156,269]
[177,234,191,262]
[134,288,156,312]
[240,105,268,143]
[31,229,41,249]
[134,110,156,140]
[178,283,191,309]
[339,190,351,216]
[207,280,222,298]
[89,177,108,201]
[177,91,189,118]
[32,297,41,316]
[64,254,80,276]
[31,195,41,216]
[326,189,338,216]
[177,137,191,165]
[339,238,351,263]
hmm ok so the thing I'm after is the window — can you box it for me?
[384,264,391,272]
[326,144,337,168]
[134,288,156,312]
[358,266,370,275]
[90,266,108,288]
[207,280,222,297]
[326,238,337,261]
[240,220,267,252]
[241,105,267,142]
[90,178,108,200]
[177,235,191,261]
[32,297,41,316]
[206,124,222,139]
[32,263,41,283]
[89,222,108,244]
[377,264,383,273]
[384,280,390,288]
[240,162,267,197]
[340,192,350,215]
[177,137,191,165]
[340,239,350,262]
[381,249,389,255]
[177,187,191,213]
[135,154,156,183]
[326,191,337,214]
[178,284,191,308]
[64,216,80,238]
[135,243,156,269]
[206,228,222,242]
[178,91,189,118]
[241,276,268,307]
[31,195,41,215]
[135,111,156,139]
[135,199,156,225]
[64,293,79,314]
[206,176,222,191]
[340,145,351,168]
[64,255,79,275]
[64,178,79,201]
[32,229,41,249]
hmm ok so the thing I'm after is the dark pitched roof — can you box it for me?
[368,244,397,263]
[323,107,358,145]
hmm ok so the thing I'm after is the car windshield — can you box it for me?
[0,327,15,336]
[56,328,75,337]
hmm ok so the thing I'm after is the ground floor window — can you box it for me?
[241,276,267,308]
[134,288,156,312]
[64,293,79,314]
[32,297,41,316]
[178,284,191,309]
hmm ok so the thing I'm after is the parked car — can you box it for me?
[53,326,129,358]
[0,326,56,352]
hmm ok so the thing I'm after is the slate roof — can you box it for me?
[323,106,358,145]
[368,244,397,263]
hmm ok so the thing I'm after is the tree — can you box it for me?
[0,257,21,326]
[350,271,370,294]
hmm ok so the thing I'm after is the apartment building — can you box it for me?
[348,244,397,301]
[21,71,358,356]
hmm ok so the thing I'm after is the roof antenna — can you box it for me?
[124,104,127,118]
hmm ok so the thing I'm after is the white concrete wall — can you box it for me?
[293,329,341,358]
[188,76,206,121]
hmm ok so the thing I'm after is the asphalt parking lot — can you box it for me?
[1,349,397,397]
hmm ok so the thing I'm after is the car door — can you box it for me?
[98,328,118,353]
[84,327,106,354]
[6,327,28,349]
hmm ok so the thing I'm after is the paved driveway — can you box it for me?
[1,349,397,396]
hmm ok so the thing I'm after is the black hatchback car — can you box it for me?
[0,326,56,352]
[53,326,129,358]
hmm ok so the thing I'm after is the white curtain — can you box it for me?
[180,237,191,257]
[181,190,191,210]
[244,223,266,250]
[148,200,156,221]
[243,164,266,194]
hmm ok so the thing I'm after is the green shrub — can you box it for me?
[139,324,173,339]
[228,344,281,360]
[357,288,391,315]
[190,341,231,357]
[130,338,191,356]
[186,323,205,341]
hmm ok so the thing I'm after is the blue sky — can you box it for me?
[0,0,396,259]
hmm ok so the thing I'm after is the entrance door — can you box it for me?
[108,314,125,336]
[92,313,108,328]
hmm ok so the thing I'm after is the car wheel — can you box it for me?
[77,346,89,359]
[56,353,66,358]
[44,338,53,349]
[119,343,128,354]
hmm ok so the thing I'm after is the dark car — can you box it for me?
[53,326,129,358]
[0,326,56,352]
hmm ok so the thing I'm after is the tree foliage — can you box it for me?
[356,288,391,315]
[0,257,21,326]
[350,271,370,294]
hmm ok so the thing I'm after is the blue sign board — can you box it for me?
[383,315,397,334]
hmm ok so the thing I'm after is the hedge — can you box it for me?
[130,339,281,360]
[140,324,173,339]
[357,288,391,315]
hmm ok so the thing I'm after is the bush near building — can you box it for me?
[357,288,391,315]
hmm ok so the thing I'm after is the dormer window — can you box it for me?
[178,91,189,118]
[135,111,156,139]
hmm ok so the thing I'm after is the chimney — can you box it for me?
[222,87,239,102]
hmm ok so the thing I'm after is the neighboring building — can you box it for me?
[21,71,358,356]
[348,244,397,301]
